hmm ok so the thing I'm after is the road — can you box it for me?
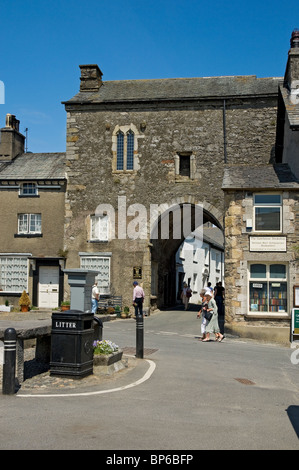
[0,309,298,450]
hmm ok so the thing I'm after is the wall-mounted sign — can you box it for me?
[294,286,299,308]
[250,236,286,252]
[291,308,299,342]
[133,266,142,279]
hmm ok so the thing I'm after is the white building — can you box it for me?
[175,224,224,304]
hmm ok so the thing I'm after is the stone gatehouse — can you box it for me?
[1,31,298,345]
[62,66,281,312]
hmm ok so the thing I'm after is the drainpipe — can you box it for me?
[223,99,227,163]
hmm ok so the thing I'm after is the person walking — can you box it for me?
[197,288,207,340]
[91,280,100,314]
[202,291,224,342]
[133,281,145,317]
[214,281,225,316]
[181,282,192,310]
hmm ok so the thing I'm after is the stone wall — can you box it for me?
[224,189,299,326]
[64,95,279,309]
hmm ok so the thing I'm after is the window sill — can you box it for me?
[245,313,290,319]
[14,233,43,238]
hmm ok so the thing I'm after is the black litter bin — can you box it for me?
[50,310,94,379]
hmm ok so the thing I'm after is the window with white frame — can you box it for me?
[20,182,38,196]
[249,263,287,314]
[0,256,28,292]
[18,214,41,234]
[80,255,110,294]
[253,194,282,232]
[90,214,109,241]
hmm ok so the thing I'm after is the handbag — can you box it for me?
[203,310,213,322]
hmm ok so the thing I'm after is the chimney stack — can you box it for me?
[79,64,103,92]
[0,114,25,162]
[283,30,299,92]
[290,29,299,48]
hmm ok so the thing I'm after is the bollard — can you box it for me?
[136,314,144,358]
[2,328,17,395]
[93,316,103,341]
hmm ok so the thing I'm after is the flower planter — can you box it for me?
[60,305,70,311]
[0,305,12,312]
[93,349,123,366]
[21,305,29,312]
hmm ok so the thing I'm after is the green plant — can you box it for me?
[18,290,31,306]
[61,300,70,306]
[124,306,130,314]
[5,300,9,306]
[93,339,119,355]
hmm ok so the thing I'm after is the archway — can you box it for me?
[149,200,223,309]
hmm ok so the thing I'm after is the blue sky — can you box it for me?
[1,0,299,153]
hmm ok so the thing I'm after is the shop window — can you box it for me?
[249,263,287,313]
[253,194,282,232]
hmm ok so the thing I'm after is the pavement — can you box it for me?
[1,307,299,450]
[0,308,152,396]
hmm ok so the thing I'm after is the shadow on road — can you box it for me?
[286,405,299,439]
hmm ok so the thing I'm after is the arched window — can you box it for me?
[113,125,138,172]
[126,130,134,170]
[117,131,124,170]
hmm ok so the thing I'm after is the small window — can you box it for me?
[18,214,41,234]
[91,214,109,241]
[20,182,38,196]
[254,194,282,232]
[179,154,190,177]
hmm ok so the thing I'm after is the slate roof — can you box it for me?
[64,75,282,105]
[0,152,66,180]
[222,163,299,190]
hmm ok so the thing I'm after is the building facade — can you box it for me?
[175,224,224,304]
[0,31,298,346]
[62,65,280,311]
[222,30,299,343]
[0,114,66,309]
